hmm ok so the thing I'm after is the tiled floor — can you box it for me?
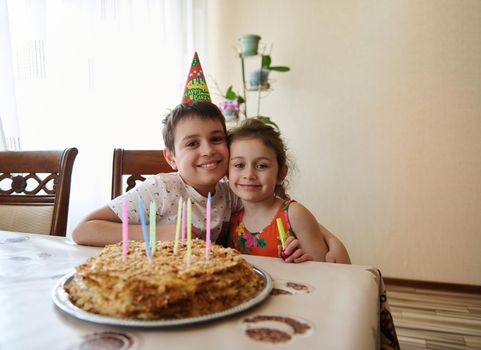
[385,284,481,350]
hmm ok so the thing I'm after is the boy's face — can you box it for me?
[164,116,229,196]
[228,138,282,203]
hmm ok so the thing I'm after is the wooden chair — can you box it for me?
[111,148,173,199]
[0,148,78,236]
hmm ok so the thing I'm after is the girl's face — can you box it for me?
[228,138,282,203]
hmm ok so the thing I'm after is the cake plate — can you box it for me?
[52,266,272,328]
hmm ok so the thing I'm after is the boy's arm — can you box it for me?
[280,207,351,264]
[71,206,176,247]
[319,223,351,264]
[286,202,329,262]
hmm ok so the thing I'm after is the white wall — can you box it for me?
[207,0,481,285]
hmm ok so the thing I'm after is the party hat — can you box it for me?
[182,52,211,104]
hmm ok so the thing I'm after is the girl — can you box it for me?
[228,119,350,263]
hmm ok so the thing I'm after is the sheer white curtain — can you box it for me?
[0,0,20,150]
[0,0,207,234]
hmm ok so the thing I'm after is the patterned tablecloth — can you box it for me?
[0,230,398,350]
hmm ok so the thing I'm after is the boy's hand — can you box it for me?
[192,226,204,239]
[325,251,338,263]
[319,223,351,264]
[278,236,313,263]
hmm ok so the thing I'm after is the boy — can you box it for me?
[72,100,239,246]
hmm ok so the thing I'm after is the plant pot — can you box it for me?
[239,34,261,56]
[249,69,270,90]
[219,99,239,121]
[222,109,239,122]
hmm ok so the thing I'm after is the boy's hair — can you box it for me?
[228,118,290,199]
[162,101,227,154]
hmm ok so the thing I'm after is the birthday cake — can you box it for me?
[65,239,264,320]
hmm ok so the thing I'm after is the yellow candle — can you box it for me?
[174,197,182,254]
[149,201,156,256]
[187,198,192,262]
[276,218,287,249]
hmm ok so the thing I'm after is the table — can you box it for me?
[0,230,398,350]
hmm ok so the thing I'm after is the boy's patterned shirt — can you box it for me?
[109,172,241,242]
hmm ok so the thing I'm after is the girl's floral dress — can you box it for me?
[229,199,297,257]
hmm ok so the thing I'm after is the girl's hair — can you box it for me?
[162,101,227,154]
[228,118,290,199]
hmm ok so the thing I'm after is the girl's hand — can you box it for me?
[278,236,313,263]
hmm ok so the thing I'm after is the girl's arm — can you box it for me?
[286,202,329,262]
[71,206,177,247]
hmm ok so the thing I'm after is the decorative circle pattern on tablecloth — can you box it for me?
[239,314,314,344]
[69,331,138,350]
[270,279,315,296]
[0,236,30,244]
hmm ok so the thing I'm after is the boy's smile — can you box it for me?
[164,116,228,196]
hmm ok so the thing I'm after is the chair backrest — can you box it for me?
[111,148,173,199]
[0,148,78,236]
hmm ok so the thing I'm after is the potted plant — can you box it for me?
[238,34,261,56]
[257,116,279,130]
[249,55,290,90]
[218,85,245,121]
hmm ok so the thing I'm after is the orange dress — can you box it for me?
[229,199,297,257]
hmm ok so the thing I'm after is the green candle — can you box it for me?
[276,218,287,249]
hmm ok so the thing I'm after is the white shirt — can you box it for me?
[108,172,241,242]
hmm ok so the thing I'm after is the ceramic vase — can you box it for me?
[239,34,261,56]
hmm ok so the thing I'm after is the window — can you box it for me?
[0,0,207,233]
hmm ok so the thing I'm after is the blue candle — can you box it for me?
[138,195,151,260]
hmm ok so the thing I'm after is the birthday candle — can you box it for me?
[138,196,151,260]
[276,218,287,249]
[121,200,128,261]
[181,200,186,244]
[174,197,182,254]
[149,201,156,256]
[187,198,192,262]
[205,192,211,259]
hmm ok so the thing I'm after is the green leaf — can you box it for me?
[236,96,245,104]
[269,66,290,72]
[240,237,246,249]
[261,55,272,69]
[225,85,236,100]
[257,238,267,248]
[257,116,279,130]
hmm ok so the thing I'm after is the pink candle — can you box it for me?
[181,200,186,245]
[205,192,211,259]
[122,200,128,261]
[174,197,182,255]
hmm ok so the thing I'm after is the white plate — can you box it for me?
[52,266,272,328]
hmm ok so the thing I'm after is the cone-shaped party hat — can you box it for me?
[181,52,211,104]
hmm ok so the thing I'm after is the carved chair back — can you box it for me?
[111,148,172,199]
[0,148,78,236]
